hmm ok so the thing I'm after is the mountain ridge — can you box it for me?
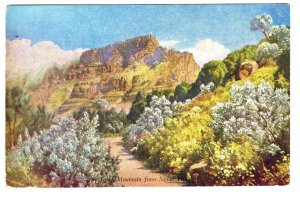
[30,34,200,116]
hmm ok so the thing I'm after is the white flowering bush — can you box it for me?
[251,14,290,62]
[171,99,191,114]
[95,99,109,110]
[7,112,119,187]
[250,14,273,38]
[194,81,290,186]
[211,80,290,154]
[269,25,290,51]
[256,42,281,60]
[124,95,173,144]
[200,82,215,94]
[106,121,124,133]
[255,25,290,61]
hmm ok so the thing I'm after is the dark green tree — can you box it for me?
[29,105,53,133]
[173,82,192,102]
[127,92,147,123]
[6,87,30,149]
[188,60,228,98]
[74,103,127,134]
[274,50,290,92]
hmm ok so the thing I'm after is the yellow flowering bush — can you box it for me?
[196,140,259,186]
[137,107,214,175]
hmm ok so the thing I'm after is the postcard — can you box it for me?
[5,4,290,187]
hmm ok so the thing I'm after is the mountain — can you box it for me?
[30,35,200,117]
[66,35,198,81]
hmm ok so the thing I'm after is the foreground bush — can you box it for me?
[199,80,290,185]
[192,140,259,186]
[7,112,119,187]
[211,80,290,153]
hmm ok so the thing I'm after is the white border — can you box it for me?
[1,0,299,197]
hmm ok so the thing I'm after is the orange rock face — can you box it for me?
[238,60,258,80]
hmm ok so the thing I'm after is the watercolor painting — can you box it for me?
[5,4,290,187]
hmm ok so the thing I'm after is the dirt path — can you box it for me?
[106,137,185,187]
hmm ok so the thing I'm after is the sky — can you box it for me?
[6,4,290,66]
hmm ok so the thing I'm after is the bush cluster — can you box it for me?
[201,81,290,185]
[126,79,290,186]
[7,112,119,187]
[73,99,127,135]
[124,95,173,146]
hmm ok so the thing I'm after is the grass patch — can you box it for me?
[47,82,75,112]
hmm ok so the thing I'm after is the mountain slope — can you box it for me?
[30,35,200,117]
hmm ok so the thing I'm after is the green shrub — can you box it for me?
[274,50,290,91]
[188,60,228,98]
[127,92,147,123]
[74,101,127,135]
[6,87,53,151]
[198,60,228,86]
[6,161,50,187]
[223,45,257,81]
[173,82,192,102]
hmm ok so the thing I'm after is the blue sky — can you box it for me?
[6,4,289,52]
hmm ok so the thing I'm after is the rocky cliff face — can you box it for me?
[79,35,159,68]
[238,60,258,80]
[67,35,199,82]
[70,77,130,98]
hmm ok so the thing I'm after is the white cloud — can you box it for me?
[181,39,230,67]
[6,38,88,77]
[159,40,180,48]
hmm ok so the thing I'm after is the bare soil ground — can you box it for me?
[106,137,185,187]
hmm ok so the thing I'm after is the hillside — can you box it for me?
[30,35,200,117]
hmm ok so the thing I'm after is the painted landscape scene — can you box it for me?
[5,4,290,187]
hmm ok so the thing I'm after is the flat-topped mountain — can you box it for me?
[65,35,199,82]
[31,35,200,116]
[80,35,160,67]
